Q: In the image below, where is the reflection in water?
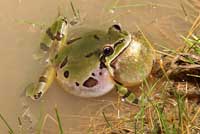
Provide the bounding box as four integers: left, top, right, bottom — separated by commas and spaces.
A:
0, 0, 198, 133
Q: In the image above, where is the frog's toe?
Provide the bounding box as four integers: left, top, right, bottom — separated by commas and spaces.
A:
25, 83, 44, 100
33, 91, 43, 100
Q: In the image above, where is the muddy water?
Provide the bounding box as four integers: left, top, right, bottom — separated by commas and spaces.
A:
0, 0, 199, 133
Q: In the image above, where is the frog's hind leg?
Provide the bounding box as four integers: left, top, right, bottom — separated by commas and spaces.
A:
26, 66, 56, 100
115, 83, 139, 104
40, 16, 68, 52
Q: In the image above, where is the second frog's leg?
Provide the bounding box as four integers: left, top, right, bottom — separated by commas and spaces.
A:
115, 83, 139, 104
26, 66, 56, 100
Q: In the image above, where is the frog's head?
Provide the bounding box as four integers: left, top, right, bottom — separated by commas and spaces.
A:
100, 24, 132, 75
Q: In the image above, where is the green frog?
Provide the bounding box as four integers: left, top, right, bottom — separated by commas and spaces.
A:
26, 16, 154, 104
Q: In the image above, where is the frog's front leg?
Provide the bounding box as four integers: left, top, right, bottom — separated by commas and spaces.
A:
26, 66, 56, 100
115, 83, 139, 104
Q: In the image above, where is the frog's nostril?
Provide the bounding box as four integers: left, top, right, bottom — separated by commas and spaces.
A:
93, 34, 100, 40
40, 42, 49, 51
112, 24, 121, 31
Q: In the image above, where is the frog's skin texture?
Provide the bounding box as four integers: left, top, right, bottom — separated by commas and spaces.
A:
26, 16, 154, 104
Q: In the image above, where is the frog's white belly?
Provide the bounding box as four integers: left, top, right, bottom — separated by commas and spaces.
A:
56, 67, 115, 98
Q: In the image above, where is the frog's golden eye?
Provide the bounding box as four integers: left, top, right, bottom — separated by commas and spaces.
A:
103, 46, 114, 56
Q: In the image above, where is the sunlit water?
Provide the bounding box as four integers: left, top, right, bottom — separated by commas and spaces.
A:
0, 0, 199, 133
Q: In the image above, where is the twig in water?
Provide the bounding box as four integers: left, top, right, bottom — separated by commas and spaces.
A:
55, 107, 64, 134
0, 113, 14, 134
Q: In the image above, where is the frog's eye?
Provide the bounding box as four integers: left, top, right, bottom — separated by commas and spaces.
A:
103, 46, 114, 56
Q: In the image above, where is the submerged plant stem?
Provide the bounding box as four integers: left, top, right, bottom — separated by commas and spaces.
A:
0, 113, 14, 134
187, 13, 200, 38
55, 108, 64, 134
102, 111, 112, 128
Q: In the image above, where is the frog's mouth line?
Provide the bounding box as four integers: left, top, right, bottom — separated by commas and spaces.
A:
110, 39, 132, 69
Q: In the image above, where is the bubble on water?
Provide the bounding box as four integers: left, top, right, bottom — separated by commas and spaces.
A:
109, 9, 115, 14
113, 20, 117, 23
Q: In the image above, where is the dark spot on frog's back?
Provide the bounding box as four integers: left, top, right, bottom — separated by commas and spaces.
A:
67, 37, 82, 45
40, 42, 49, 51
99, 72, 102, 76
85, 49, 101, 58
93, 34, 100, 40
83, 77, 98, 87
55, 54, 58, 59
60, 56, 68, 68
64, 70, 69, 78
46, 28, 54, 40
75, 82, 80, 86
85, 52, 93, 58
39, 76, 47, 82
